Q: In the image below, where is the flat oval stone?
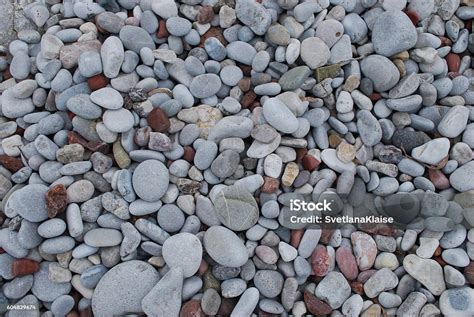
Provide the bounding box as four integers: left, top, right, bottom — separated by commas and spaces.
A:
66, 94, 102, 119
90, 87, 123, 110
102, 108, 134, 133
119, 25, 155, 53
5, 184, 49, 222
203, 226, 249, 267
262, 97, 299, 134
84, 228, 123, 247
132, 160, 169, 202
92, 261, 160, 315
189, 74, 222, 98
213, 185, 259, 231
360, 55, 400, 92
162, 233, 202, 278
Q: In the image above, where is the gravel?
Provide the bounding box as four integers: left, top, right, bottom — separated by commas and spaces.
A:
0, 0, 472, 315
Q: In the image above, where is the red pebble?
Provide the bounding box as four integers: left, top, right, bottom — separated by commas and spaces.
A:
335, 240, 359, 280
87, 74, 109, 91
261, 176, 280, 193
302, 155, 320, 171
0, 155, 23, 172
304, 292, 333, 315
12, 259, 40, 277
147, 108, 170, 133
446, 53, 460, 73
311, 245, 331, 277
404, 10, 420, 25
157, 20, 169, 39
180, 299, 205, 317
428, 168, 450, 190
45, 184, 68, 218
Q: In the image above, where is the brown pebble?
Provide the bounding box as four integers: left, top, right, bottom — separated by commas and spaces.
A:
66, 312, 79, 317
440, 36, 452, 47
350, 281, 365, 295
79, 306, 93, 317
301, 155, 320, 172
147, 108, 170, 133
198, 259, 208, 276
197, 6, 214, 24
240, 90, 256, 108
261, 176, 280, 193
446, 53, 460, 73
12, 258, 40, 277
200, 27, 227, 47
45, 184, 68, 218
183, 146, 195, 163
157, 20, 169, 39
304, 291, 333, 315
404, 10, 419, 25
0, 155, 23, 172
180, 300, 205, 317
319, 229, 334, 244
428, 168, 450, 190
295, 148, 307, 164
464, 262, 474, 284
290, 229, 304, 249
357, 269, 376, 283
238, 77, 251, 92
87, 74, 109, 91
217, 298, 237, 316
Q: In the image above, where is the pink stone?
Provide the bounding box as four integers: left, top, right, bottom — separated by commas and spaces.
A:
336, 239, 359, 280
351, 232, 377, 271
311, 245, 331, 277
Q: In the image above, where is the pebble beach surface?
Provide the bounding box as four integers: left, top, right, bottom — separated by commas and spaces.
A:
0, 0, 473, 316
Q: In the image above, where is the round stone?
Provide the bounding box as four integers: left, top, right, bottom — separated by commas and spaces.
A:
300, 37, 330, 69
213, 185, 259, 231
189, 74, 222, 98
253, 270, 284, 298
132, 160, 169, 202
162, 233, 203, 278
102, 108, 134, 133
360, 55, 400, 92
5, 184, 49, 222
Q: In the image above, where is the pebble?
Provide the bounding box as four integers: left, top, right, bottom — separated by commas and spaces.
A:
162, 233, 202, 278
412, 138, 450, 166
0, 0, 472, 315
360, 55, 400, 92
92, 261, 159, 315
300, 37, 330, 69
439, 287, 474, 316
372, 10, 417, 57
203, 226, 249, 267
315, 271, 351, 309
403, 254, 446, 296
132, 160, 169, 202
262, 97, 299, 134
142, 267, 183, 316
